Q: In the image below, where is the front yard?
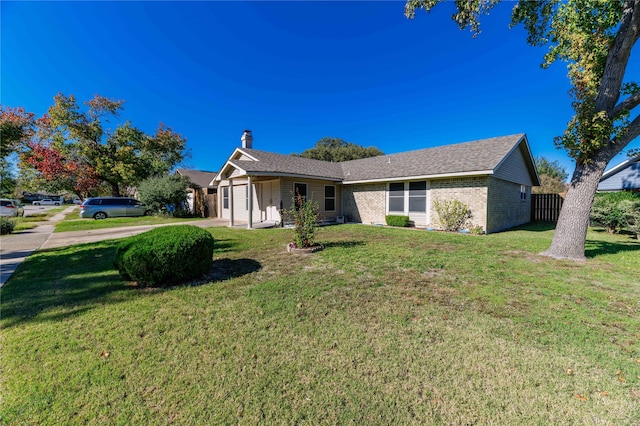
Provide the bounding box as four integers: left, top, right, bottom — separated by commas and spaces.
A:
1, 224, 638, 424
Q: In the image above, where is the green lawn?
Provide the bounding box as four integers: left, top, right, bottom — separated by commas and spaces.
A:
54, 210, 206, 232
1, 224, 638, 425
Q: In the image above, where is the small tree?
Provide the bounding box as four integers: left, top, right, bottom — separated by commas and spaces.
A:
533, 156, 569, 194
138, 174, 191, 215
433, 199, 472, 232
284, 190, 319, 248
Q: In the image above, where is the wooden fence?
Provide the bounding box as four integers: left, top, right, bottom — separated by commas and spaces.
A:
531, 193, 564, 222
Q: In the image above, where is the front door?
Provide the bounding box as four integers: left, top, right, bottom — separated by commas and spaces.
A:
262, 181, 280, 222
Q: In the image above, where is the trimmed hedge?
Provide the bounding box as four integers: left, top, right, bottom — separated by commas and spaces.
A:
385, 215, 410, 227
115, 225, 214, 287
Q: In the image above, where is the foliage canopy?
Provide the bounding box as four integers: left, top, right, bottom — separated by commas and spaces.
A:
295, 137, 384, 162
17, 93, 189, 198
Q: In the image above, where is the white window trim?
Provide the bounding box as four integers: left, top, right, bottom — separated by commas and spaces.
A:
222, 187, 229, 210
324, 184, 336, 212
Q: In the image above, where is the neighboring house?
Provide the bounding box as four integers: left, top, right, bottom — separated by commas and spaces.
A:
213, 131, 540, 234
597, 154, 640, 192
175, 169, 218, 217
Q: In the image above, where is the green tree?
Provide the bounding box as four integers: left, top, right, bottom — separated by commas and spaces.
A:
533, 156, 568, 194
22, 93, 189, 197
0, 158, 17, 197
0, 106, 35, 159
138, 174, 191, 215
295, 137, 383, 162
405, 0, 640, 261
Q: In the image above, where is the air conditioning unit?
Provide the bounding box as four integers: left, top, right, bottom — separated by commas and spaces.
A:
336, 216, 345, 224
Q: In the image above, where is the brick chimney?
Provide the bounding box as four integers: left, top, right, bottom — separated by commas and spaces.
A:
241, 130, 253, 149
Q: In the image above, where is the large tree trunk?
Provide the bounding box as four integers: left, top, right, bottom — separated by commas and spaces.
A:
110, 182, 120, 197
540, 149, 616, 261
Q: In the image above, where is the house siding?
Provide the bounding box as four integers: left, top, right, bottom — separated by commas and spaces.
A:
343, 183, 387, 225
487, 177, 531, 233
493, 145, 535, 186
280, 177, 343, 221
429, 177, 488, 231
598, 160, 640, 191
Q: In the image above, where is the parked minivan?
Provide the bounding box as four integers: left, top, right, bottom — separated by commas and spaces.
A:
0, 199, 25, 217
79, 197, 151, 219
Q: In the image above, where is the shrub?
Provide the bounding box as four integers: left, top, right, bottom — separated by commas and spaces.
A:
114, 225, 214, 287
0, 217, 16, 235
433, 198, 472, 231
385, 215, 410, 227
138, 174, 191, 216
590, 191, 640, 234
283, 191, 319, 248
620, 199, 640, 238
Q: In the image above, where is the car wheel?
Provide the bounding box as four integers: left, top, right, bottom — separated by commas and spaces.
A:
55, 203, 60, 206
93, 212, 108, 220
144, 210, 152, 216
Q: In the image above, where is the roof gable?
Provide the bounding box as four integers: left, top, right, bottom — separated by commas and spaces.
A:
175, 169, 217, 188
215, 148, 343, 181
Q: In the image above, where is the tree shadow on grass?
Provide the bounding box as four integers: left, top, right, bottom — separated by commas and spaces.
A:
585, 237, 640, 258
1, 242, 128, 328
0, 239, 258, 328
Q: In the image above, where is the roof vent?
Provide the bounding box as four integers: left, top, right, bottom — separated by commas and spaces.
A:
241, 130, 253, 149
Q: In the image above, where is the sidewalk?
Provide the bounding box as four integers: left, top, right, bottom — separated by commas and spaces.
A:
0, 209, 228, 287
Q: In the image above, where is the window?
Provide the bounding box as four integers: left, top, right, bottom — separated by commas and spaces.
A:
324, 185, 336, 211
223, 187, 229, 209
388, 182, 405, 212
409, 181, 427, 212
520, 185, 527, 201
293, 183, 307, 209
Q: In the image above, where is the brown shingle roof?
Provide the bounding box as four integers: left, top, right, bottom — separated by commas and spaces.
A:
340, 134, 526, 182
219, 134, 530, 183
231, 149, 344, 180
175, 169, 218, 188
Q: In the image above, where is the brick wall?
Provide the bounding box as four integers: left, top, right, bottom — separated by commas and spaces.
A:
430, 177, 488, 231
343, 176, 531, 233
487, 177, 531, 232
342, 183, 387, 224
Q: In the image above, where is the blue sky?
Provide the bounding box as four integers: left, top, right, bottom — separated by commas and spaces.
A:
2, 1, 638, 178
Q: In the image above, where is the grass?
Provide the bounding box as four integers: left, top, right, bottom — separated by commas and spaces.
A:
7, 206, 69, 232
1, 223, 638, 425
54, 210, 206, 232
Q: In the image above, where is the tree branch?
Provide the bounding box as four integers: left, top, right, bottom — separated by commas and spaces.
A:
611, 90, 640, 118
595, 0, 640, 112
616, 113, 640, 147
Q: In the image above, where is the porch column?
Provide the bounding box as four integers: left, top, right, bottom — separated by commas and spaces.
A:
247, 176, 254, 229
228, 179, 234, 227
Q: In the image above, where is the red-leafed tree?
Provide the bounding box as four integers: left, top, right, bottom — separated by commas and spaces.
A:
25, 140, 103, 199
19, 93, 189, 197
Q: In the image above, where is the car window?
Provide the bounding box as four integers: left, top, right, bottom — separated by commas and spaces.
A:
1, 200, 10, 207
